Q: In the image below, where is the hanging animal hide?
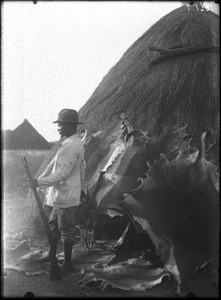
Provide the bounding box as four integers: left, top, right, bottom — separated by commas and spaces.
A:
87, 117, 219, 296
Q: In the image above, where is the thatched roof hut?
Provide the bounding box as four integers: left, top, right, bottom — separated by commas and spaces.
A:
30, 6, 219, 236
79, 6, 219, 152
3, 119, 51, 150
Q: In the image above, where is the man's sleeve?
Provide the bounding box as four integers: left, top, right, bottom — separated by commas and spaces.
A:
38, 157, 55, 180
37, 145, 78, 188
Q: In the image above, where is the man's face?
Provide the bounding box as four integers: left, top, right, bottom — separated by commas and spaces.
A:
57, 122, 77, 138
57, 122, 72, 137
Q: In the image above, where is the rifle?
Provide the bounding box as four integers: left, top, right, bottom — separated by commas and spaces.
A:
21, 156, 62, 281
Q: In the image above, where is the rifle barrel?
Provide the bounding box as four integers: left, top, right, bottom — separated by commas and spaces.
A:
21, 156, 62, 280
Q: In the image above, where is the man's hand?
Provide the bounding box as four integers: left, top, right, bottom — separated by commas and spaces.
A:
27, 178, 38, 188
80, 190, 88, 205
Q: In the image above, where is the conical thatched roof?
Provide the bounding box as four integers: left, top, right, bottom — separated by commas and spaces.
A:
79, 6, 219, 150
3, 119, 51, 150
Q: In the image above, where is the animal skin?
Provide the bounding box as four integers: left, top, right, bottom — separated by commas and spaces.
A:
89, 118, 219, 296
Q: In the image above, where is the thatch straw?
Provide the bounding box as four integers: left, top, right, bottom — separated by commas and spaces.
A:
78, 6, 219, 151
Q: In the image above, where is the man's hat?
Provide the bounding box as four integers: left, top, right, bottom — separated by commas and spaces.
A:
53, 109, 83, 124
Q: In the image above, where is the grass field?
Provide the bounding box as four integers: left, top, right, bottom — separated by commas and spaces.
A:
3, 150, 50, 236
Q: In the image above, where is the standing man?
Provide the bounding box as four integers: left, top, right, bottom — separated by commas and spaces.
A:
28, 109, 87, 273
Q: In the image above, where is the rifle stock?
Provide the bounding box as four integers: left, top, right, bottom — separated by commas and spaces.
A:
21, 156, 62, 280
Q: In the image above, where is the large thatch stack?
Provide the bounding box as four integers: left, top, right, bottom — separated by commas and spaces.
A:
30, 6, 219, 236
79, 6, 219, 154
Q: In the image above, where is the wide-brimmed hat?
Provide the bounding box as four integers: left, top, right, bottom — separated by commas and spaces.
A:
53, 109, 83, 124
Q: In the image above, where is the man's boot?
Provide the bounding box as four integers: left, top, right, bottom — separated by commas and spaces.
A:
36, 239, 59, 263
60, 241, 74, 273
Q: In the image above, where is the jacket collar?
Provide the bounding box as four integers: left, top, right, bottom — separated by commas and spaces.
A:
61, 134, 79, 146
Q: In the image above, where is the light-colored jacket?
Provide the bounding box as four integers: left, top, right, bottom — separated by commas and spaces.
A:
37, 134, 86, 208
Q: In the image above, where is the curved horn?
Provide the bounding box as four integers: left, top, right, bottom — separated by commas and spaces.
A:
126, 130, 139, 142
81, 129, 88, 143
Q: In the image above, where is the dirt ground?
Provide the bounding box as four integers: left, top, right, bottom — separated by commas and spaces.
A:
2, 211, 219, 299
2, 267, 219, 298
2, 239, 219, 299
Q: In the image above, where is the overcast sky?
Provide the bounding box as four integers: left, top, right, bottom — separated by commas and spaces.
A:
2, 1, 219, 142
